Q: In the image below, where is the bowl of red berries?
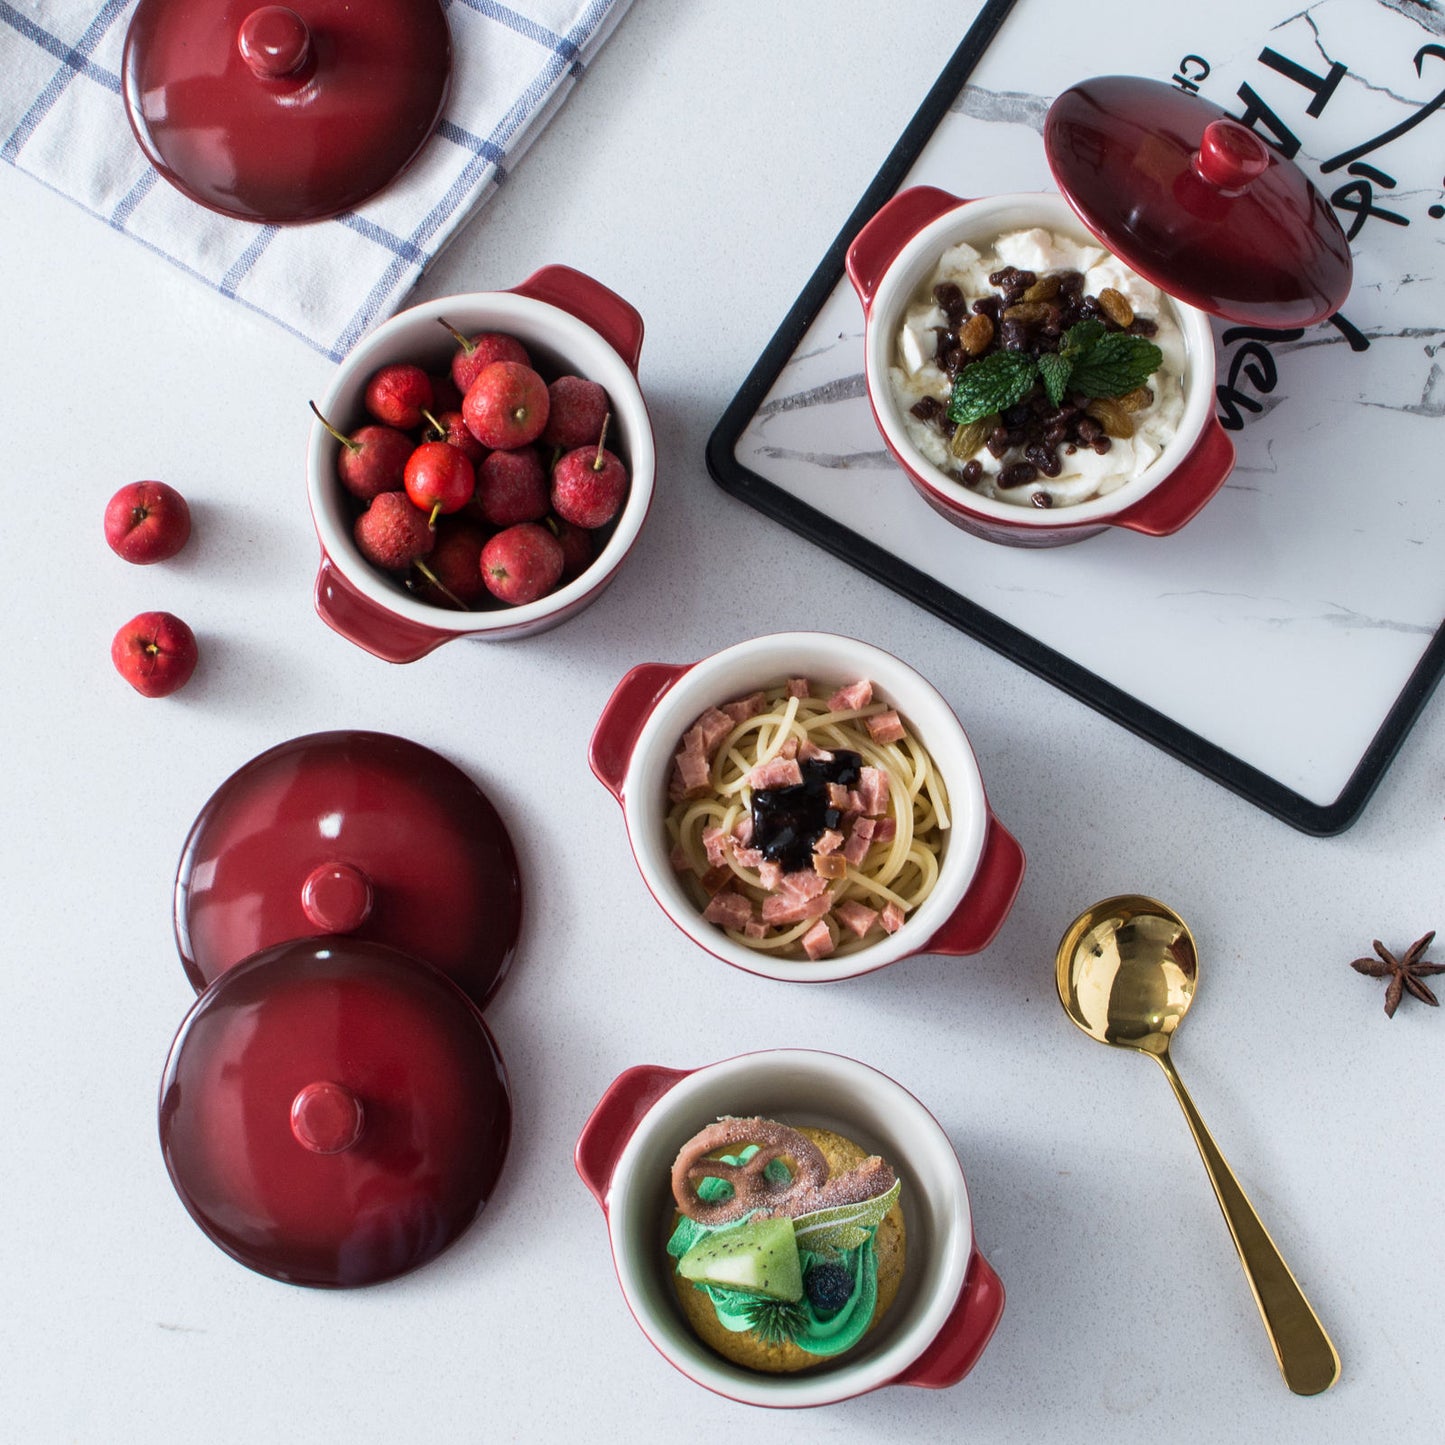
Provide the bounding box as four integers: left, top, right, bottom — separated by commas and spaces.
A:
307, 266, 655, 661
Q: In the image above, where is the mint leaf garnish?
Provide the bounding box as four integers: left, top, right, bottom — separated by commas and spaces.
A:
1068, 333, 1163, 399
946, 350, 1037, 425
1060, 319, 1106, 359
1037, 352, 1072, 409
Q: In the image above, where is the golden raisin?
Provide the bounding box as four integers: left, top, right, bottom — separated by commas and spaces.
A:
950, 416, 994, 459
1021, 274, 1062, 302
958, 312, 995, 356
1097, 288, 1134, 328
1000, 302, 1052, 325
1118, 386, 1154, 413
1086, 398, 1135, 438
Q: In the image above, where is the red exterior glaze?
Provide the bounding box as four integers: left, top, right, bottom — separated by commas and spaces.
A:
587, 662, 693, 800
892, 1250, 1006, 1389
574, 1064, 692, 1207
923, 815, 1025, 957
159, 938, 511, 1288
174, 731, 522, 1011
314, 556, 448, 663
122, 0, 451, 224
1111, 417, 1236, 535
845, 186, 971, 311
510, 266, 647, 374
1045, 77, 1353, 327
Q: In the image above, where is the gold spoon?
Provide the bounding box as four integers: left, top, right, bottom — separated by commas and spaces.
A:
1055, 895, 1340, 1396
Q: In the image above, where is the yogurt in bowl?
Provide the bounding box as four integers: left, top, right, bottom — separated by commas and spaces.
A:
848, 188, 1234, 547
890, 228, 1187, 511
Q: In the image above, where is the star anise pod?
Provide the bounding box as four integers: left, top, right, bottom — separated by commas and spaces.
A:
1351, 932, 1444, 1017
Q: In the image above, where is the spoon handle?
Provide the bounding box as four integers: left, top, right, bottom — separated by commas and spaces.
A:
1154, 1052, 1340, 1395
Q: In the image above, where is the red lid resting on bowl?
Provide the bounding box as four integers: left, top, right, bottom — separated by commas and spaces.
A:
159, 938, 511, 1287
1044, 76, 1352, 327
175, 731, 521, 1010
122, 0, 451, 224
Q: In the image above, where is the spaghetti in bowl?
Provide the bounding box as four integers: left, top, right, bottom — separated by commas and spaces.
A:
589, 632, 1023, 983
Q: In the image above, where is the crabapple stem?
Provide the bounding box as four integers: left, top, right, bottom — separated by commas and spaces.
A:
427, 502, 443, 529
412, 560, 469, 611
308, 399, 361, 453
437, 317, 474, 354
420, 408, 445, 439
593, 413, 611, 471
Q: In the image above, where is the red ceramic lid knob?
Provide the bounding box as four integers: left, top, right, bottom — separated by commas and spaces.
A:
300, 862, 373, 933
175, 732, 522, 1010
159, 938, 511, 1287
237, 7, 312, 80
121, 0, 452, 224
1044, 76, 1353, 327
290, 1081, 364, 1154
1194, 119, 1270, 194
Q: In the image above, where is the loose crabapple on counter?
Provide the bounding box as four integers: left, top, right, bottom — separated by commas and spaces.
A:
311, 318, 632, 611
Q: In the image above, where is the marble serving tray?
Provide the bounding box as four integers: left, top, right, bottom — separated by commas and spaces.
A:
708, 0, 1445, 835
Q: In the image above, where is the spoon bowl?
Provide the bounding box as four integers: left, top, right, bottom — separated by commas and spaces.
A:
1055, 895, 1340, 1397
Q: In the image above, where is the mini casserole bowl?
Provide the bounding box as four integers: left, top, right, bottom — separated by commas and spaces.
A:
588, 631, 1024, 982
308, 266, 656, 661
846, 187, 1234, 548
575, 1049, 1005, 1408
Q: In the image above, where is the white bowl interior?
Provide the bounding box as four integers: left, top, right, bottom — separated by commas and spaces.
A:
623, 632, 988, 982
606, 1051, 973, 1408
865, 191, 1215, 527
308, 290, 656, 633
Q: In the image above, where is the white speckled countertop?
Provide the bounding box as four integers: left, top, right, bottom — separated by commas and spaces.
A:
1, 2, 1442, 1441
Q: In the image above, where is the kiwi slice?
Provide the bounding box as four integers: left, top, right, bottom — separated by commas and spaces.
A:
677, 1215, 803, 1301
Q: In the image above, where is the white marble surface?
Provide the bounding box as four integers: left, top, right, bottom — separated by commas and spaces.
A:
1, 2, 1442, 1442
735, 0, 1445, 809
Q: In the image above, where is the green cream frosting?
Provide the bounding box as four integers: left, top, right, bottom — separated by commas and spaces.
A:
666, 1148, 883, 1358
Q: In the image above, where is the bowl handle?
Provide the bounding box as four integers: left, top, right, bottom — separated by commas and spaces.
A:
922, 814, 1025, 956
846, 186, 970, 311
588, 661, 693, 801
1109, 417, 1236, 536
893, 1248, 1005, 1389
313, 554, 447, 663
575, 1064, 692, 1210
508, 265, 645, 374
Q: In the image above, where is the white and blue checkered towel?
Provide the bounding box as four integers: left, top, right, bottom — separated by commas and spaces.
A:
0, 0, 633, 359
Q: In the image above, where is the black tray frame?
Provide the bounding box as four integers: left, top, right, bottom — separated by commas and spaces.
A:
704, 0, 1445, 836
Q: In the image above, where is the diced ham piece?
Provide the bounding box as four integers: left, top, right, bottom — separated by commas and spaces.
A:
879, 901, 906, 934
690, 707, 735, 756
721, 691, 768, 723
801, 919, 836, 960
857, 767, 889, 817
669, 843, 696, 875
826, 782, 853, 811
842, 818, 876, 865
865, 710, 907, 745
701, 865, 733, 896
702, 826, 730, 869
758, 860, 783, 891
703, 888, 754, 930
873, 817, 897, 843
814, 829, 844, 856
835, 900, 880, 938
786, 677, 810, 698
827, 679, 873, 711
744, 917, 768, 940
673, 735, 711, 795
813, 852, 846, 880
747, 757, 803, 790
731, 814, 754, 846
797, 739, 834, 763
761, 892, 832, 925
733, 846, 764, 869
779, 869, 828, 901
778, 735, 799, 760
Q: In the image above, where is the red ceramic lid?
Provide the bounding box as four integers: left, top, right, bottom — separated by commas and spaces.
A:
175, 732, 521, 1010
1044, 76, 1353, 327
121, 1, 452, 224
159, 937, 511, 1287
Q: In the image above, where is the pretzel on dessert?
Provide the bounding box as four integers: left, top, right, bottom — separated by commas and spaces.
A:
671, 1118, 829, 1226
